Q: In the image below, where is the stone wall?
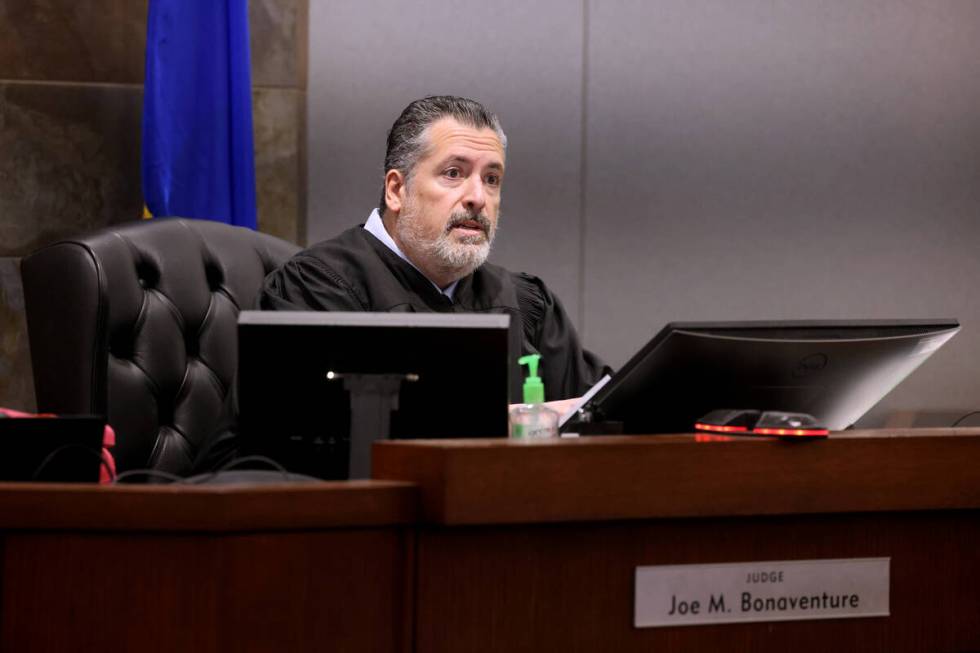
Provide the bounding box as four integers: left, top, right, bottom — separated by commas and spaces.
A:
0, 0, 308, 411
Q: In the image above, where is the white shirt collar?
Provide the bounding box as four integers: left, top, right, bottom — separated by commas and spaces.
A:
363, 208, 459, 300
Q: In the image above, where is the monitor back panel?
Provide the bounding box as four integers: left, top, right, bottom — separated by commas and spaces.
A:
237, 312, 510, 478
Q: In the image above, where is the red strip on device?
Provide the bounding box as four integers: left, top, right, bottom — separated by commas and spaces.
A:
693, 423, 749, 433
752, 427, 829, 437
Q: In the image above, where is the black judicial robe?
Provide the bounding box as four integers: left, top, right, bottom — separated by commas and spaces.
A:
259, 225, 610, 402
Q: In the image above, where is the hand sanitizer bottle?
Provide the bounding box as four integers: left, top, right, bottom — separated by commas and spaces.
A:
509, 354, 559, 440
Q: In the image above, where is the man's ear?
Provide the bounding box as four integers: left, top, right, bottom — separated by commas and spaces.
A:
384, 169, 406, 214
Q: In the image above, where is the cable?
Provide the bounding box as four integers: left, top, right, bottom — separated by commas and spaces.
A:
113, 456, 295, 485
31, 444, 113, 482
950, 410, 980, 427
181, 454, 292, 485
112, 469, 185, 484
217, 455, 289, 473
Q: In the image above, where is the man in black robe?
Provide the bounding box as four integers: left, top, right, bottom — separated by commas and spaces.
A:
261, 95, 609, 404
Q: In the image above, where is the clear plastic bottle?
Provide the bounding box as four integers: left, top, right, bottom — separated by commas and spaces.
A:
509, 354, 559, 440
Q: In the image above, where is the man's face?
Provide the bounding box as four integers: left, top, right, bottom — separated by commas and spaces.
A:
388, 117, 505, 285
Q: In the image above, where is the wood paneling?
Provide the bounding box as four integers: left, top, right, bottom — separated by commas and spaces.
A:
4, 432, 979, 651
0, 481, 416, 652
0, 480, 417, 531
415, 512, 980, 652
1, 528, 412, 653
379, 431, 980, 649
373, 429, 980, 524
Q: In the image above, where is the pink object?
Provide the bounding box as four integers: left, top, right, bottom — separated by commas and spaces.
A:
99, 424, 117, 483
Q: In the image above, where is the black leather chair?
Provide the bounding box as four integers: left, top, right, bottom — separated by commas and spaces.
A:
21, 219, 299, 475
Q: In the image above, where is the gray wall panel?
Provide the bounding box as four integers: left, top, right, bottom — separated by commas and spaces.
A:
308, 0, 584, 319
585, 0, 980, 423
308, 0, 980, 424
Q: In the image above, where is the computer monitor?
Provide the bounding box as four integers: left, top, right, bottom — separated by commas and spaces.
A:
237, 311, 510, 479
571, 319, 959, 434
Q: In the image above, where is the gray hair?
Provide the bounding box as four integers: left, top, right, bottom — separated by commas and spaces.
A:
379, 96, 507, 213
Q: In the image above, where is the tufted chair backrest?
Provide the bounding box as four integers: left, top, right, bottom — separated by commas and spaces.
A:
21, 218, 300, 475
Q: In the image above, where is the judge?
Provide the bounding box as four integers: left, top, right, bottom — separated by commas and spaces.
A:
261, 95, 608, 404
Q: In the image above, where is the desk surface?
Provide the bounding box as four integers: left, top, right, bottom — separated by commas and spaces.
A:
3, 429, 977, 529
0, 479, 417, 531
373, 428, 980, 524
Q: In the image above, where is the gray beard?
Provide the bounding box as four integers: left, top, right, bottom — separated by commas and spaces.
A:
396, 208, 496, 281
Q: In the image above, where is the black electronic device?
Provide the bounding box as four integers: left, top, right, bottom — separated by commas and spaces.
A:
237, 311, 511, 479
694, 409, 829, 437
565, 319, 959, 435
0, 415, 106, 482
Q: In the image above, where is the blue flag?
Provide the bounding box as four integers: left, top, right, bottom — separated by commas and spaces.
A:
142, 0, 257, 229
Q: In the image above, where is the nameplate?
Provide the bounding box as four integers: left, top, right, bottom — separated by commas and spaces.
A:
634, 558, 889, 628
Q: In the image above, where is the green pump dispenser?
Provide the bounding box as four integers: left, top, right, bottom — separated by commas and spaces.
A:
518, 354, 545, 404
511, 353, 558, 439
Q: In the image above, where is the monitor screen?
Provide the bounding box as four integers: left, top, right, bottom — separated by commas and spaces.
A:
237, 311, 510, 479
576, 319, 960, 434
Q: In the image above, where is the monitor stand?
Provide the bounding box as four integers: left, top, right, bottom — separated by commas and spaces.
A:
342, 373, 417, 478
